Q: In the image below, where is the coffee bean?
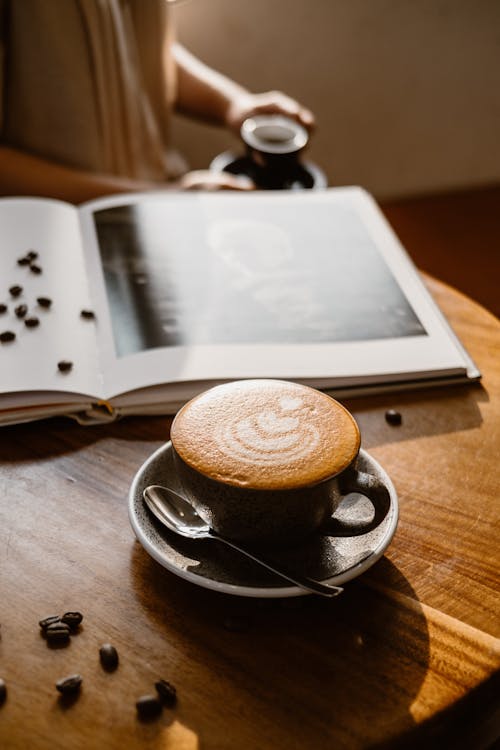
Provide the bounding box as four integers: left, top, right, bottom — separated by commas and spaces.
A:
385, 409, 402, 426
45, 622, 71, 643
27, 250, 38, 261
155, 679, 177, 706
0, 678, 7, 706
61, 611, 83, 630
25, 317, 40, 328
136, 695, 162, 720
14, 304, 28, 318
0, 304, 7, 314
0, 331, 16, 343
30, 264, 42, 274
37, 296, 52, 308
39, 615, 61, 631
17, 256, 31, 266
99, 643, 119, 671
80, 309, 95, 320
56, 674, 82, 695
57, 360, 73, 373
9, 285, 22, 297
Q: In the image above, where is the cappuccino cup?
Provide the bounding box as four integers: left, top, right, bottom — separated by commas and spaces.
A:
170, 379, 389, 546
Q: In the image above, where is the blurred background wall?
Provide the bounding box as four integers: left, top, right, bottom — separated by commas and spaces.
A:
171, 0, 500, 200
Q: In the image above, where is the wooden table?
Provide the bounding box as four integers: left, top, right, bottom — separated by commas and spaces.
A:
381, 185, 500, 319
1, 280, 499, 750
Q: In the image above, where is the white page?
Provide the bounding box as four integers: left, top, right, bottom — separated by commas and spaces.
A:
0, 199, 101, 399
79, 188, 475, 401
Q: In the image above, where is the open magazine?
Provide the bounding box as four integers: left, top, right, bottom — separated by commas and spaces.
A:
0, 187, 480, 426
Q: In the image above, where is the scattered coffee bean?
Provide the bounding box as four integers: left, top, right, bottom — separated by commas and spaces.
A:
0, 304, 7, 314
61, 611, 83, 630
45, 622, 71, 643
99, 643, 119, 672
39, 615, 61, 631
30, 264, 42, 275
56, 674, 82, 695
17, 256, 31, 266
27, 250, 38, 261
80, 309, 95, 320
136, 695, 162, 720
0, 331, 16, 343
155, 679, 177, 706
57, 360, 73, 373
385, 409, 402, 426
37, 296, 52, 308
9, 285, 22, 297
24, 316, 40, 328
0, 678, 7, 706
14, 304, 28, 318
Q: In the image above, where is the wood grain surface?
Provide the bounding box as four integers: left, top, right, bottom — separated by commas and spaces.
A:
1, 278, 499, 750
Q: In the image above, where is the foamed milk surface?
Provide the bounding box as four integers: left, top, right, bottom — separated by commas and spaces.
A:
171, 380, 360, 490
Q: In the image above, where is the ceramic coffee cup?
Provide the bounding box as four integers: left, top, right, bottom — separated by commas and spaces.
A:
170, 379, 390, 546
240, 115, 310, 189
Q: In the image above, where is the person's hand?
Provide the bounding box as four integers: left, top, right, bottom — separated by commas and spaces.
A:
178, 170, 255, 191
225, 90, 315, 135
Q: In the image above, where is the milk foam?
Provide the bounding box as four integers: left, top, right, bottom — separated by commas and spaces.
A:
171, 380, 361, 490
214, 396, 320, 466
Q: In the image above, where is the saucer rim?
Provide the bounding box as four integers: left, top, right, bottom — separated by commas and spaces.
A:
128, 442, 399, 598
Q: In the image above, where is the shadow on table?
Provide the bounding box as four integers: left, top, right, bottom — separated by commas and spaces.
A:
129, 546, 431, 749
0, 383, 486, 463
345, 383, 487, 449
0, 415, 170, 462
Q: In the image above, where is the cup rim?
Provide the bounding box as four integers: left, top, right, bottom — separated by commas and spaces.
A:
240, 115, 308, 155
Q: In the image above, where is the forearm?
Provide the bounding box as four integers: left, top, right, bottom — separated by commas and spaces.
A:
0, 146, 160, 204
172, 44, 314, 135
173, 43, 247, 128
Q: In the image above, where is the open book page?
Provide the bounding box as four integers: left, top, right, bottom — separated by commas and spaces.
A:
0, 199, 101, 403
78, 188, 475, 403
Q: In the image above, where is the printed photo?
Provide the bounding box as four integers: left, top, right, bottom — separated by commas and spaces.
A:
93, 198, 426, 358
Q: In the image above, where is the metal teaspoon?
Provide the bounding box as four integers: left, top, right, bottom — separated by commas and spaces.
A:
143, 485, 343, 598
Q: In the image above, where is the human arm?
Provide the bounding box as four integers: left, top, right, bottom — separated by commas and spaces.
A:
0, 145, 165, 204
0, 29, 249, 199
0, 146, 253, 203
0, 39, 261, 200
173, 43, 315, 134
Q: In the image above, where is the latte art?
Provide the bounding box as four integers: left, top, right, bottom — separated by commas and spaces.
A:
171, 379, 361, 490
215, 399, 320, 466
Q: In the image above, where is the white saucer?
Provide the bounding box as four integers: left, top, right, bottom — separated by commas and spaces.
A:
128, 443, 398, 598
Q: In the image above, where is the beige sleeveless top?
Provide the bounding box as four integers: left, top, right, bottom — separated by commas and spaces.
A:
0, 0, 182, 180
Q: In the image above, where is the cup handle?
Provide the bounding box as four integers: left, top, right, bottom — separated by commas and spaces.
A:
322, 466, 392, 537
